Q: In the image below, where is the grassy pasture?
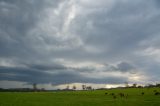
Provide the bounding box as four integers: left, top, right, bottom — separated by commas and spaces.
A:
0, 88, 160, 106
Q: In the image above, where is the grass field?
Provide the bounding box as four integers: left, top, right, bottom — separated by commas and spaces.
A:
0, 88, 160, 106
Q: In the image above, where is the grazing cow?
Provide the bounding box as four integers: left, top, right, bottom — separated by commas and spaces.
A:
141, 92, 144, 95
113, 95, 117, 99
118, 93, 128, 99
110, 93, 114, 96
105, 93, 108, 95
125, 94, 129, 99
155, 92, 160, 95
119, 93, 125, 97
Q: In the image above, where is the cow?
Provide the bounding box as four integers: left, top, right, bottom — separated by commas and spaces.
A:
141, 92, 144, 95
155, 92, 160, 95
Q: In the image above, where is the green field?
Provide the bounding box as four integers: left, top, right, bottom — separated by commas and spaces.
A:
0, 88, 160, 106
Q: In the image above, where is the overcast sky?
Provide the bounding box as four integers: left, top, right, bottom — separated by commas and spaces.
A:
0, 0, 160, 89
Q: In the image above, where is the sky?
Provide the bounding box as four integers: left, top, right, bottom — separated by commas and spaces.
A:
0, 0, 160, 89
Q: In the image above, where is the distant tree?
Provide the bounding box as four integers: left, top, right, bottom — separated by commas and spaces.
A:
72, 85, 76, 90
33, 83, 37, 90
82, 85, 86, 90
133, 83, 137, 88
147, 84, 155, 88
66, 85, 70, 90
41, 88, 45, 91
156, 83, 160, 87
86, 86, 92, 90
137, 85, 143, 88
125, 82, 129, 88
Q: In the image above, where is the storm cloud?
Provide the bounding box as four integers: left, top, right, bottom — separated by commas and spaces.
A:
0, 0, 160, 88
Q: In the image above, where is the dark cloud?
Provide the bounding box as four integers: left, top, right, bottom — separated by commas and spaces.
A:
70, 0, 160, 61
28, 64, 67, 71
0, 65, 128, 85
0, 0, 63, 58
96, 62, 136, 74
0, 0, 160, 87
117, 62, 135, 72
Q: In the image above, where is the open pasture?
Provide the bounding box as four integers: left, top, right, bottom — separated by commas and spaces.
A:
0, 88, 160, 106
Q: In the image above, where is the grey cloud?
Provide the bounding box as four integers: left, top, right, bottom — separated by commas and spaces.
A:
117, 62, 135, 72
70, 0, 160, 60
0, 0, 63, 58
101, 62, 136, 73
0, 0, 160, 87
73, 62, 136, 73
0, 65, 74, 84
27, 64, 67, 71
71, 66, 96, 73
0, 65, 128, 85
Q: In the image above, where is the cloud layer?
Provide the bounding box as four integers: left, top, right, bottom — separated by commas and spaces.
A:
1, 0, 160, 88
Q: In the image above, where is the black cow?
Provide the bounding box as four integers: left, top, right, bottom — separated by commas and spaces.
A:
141, 92, 144, 95
155, 92, 160, 95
